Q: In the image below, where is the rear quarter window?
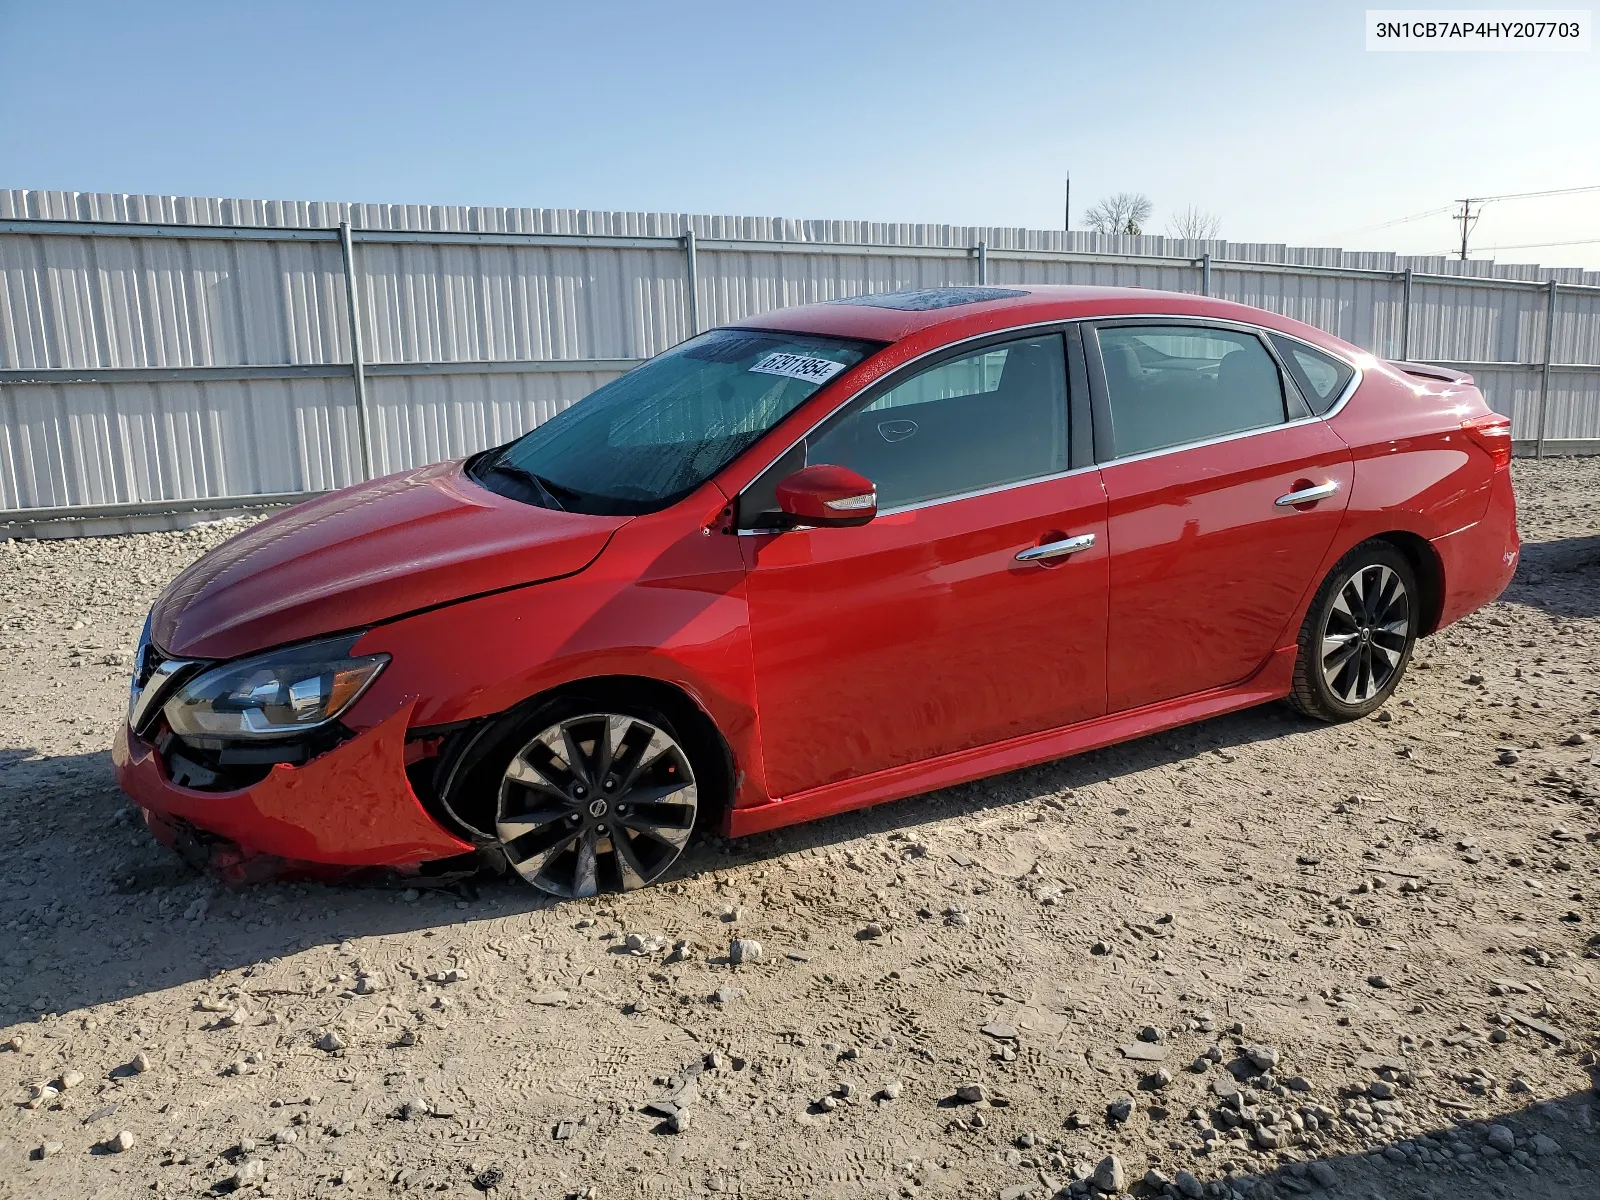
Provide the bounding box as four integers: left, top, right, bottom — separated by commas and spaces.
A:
1271, 334, 1355, 415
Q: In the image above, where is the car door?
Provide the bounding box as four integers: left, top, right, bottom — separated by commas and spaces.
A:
1086, 320, 1353, 713
735, 330, 1109, 800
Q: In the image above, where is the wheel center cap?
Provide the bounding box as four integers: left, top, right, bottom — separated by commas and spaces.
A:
587, 798, 609, 819
1359, 628, 1372, 644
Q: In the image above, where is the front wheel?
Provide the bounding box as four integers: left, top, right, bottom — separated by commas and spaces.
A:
492, 703, 700, 897
1288, 541, 1418, 722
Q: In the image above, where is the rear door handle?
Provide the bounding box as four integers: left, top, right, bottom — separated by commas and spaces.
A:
1015, 533, 1096, 563
1274, 481, 1339, 508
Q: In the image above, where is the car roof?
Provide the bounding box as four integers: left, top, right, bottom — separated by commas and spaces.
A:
734, 284, 1350, 353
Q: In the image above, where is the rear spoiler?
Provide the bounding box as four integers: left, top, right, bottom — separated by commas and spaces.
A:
1386, 360, 1476, 385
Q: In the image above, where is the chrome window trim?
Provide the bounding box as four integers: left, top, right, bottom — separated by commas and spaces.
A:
1095, 412, 1332, 470
731, 311, 1365, 525
875, 463, 1101, 518
1084, 317, 1366, 467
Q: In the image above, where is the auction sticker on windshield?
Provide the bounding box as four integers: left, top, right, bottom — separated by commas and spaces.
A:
749, 352, 849, 384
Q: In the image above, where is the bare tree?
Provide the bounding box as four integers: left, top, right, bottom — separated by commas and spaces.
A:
1084, 192, 1153, 236
1166, 205, 1222, 241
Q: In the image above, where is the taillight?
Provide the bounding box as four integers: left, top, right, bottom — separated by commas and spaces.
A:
1462, 412, 1512, 471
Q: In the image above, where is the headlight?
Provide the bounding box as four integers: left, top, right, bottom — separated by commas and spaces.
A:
162, 635, 389, 742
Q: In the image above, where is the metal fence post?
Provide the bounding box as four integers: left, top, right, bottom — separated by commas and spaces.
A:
1536, 278, 1559, 459
1200, 253, 1211, 298
337, 220, 375, 481
1400, 268, 1413, 361
976, 240, 987, 286
683, 228, 700, 337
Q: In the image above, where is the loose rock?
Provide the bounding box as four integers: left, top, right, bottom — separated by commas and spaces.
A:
1244, 1045, 1280, 1071
1486, 1124, 1517, 1153
1091, 1154, 1126, 1193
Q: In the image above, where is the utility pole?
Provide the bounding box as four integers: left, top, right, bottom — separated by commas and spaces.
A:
1453, 197, 1481, 260
1064, 173, 1071, 233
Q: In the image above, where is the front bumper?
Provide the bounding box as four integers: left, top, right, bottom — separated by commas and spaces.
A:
113, 700, 475, 871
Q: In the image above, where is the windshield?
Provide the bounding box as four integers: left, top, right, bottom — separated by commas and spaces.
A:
472, 329, 880, 515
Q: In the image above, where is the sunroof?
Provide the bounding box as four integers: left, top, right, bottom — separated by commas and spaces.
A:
830, 287, 1030, 311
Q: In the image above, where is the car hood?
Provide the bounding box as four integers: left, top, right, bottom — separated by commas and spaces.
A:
151, 460, 627, 661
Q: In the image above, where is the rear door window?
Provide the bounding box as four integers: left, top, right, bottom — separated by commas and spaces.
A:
1095, 325, 1287, 458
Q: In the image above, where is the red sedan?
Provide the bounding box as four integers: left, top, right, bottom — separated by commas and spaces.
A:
114, 286, 1519, 896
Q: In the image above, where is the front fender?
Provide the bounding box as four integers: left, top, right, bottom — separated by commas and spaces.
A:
344, 516, 769, 809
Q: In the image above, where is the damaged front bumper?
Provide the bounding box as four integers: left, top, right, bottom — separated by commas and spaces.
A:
113, 700, 476, 879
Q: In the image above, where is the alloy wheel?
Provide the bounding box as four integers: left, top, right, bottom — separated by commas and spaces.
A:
496, 713, 697, 897
1319, 563, 1411, 705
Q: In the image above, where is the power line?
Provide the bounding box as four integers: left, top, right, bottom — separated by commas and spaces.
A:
1455, 185, 1598, 257
1469, 237, 1600, 252
1344, 184, 1599, 256
1333, 205, 1456, 238
1475, 184, 1600, 202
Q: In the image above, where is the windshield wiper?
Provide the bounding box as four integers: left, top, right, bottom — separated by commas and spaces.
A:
485, 460, 582, 512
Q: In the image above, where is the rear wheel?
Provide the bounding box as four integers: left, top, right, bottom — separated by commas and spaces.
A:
493, 703, 699, 897
1288, 541, 1418, 722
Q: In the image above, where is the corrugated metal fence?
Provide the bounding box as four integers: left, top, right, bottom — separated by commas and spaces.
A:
3, 189, 1599, 529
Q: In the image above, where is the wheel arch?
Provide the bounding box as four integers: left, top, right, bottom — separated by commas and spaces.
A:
1370, 530, 1446, 636
429, 673, 738, 844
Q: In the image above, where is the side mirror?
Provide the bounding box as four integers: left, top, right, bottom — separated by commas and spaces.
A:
774, 464, 878, 529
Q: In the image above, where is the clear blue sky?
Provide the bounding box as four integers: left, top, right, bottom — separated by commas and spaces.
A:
3, 0, 1596, 266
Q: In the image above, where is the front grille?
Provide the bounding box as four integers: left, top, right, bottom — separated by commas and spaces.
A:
136, 641, 163, 689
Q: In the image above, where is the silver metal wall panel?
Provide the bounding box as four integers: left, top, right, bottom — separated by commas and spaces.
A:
1213, 272, 1404, 358
1406, 280, 1546, 365
697, 248, 973, 330
1544, 373, 1600, 439
988, 258, 1196, 292
356, 242, 688, 364
6, 189, 1599, 283
365, 367, 629, 476
0, 231, 349, 369
3, 189, 1600, 519
0, 376, 361, 509
1551, 287, 1600, 365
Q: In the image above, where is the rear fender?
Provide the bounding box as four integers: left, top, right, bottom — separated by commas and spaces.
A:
1282, 367, 1511, 647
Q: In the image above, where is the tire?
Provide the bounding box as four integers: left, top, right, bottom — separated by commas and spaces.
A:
1288, 540, 1419, 722
454, 694, 702, 897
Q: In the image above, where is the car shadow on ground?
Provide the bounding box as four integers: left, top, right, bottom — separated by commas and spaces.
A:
1502, 533, 1600, 620
0, 697, 1322, 1020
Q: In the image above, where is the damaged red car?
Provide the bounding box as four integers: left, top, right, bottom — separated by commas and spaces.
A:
115, 285, 1519, 896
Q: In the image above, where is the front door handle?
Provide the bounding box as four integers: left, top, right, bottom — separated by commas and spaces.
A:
1015, 533, 1096, 563
1274, 481, 1339, 508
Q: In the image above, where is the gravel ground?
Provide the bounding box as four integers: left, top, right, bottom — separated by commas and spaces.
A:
0, 459, 1596, 1200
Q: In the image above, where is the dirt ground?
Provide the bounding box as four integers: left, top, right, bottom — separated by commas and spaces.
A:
0, 459, 1596, 1200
